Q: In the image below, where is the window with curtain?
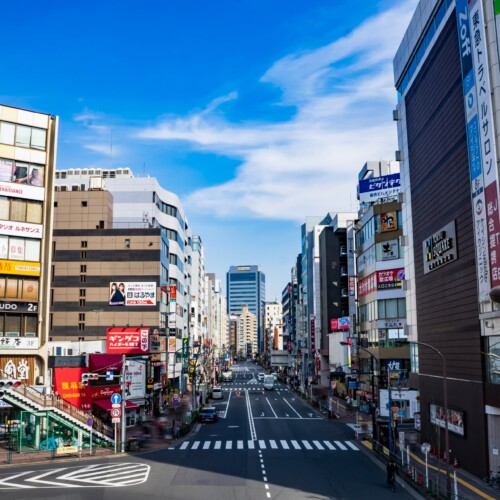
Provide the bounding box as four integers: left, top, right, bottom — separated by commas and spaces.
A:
26, 201, 42, 224
0, 122, 15, 145
10, 199, 27, 221
15, 126, 31, 147
4, 314, 21, 336
0, 197, 9, 220
30, 128, 46, 150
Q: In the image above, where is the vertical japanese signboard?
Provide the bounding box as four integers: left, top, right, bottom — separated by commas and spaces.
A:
455, 0, 491, 301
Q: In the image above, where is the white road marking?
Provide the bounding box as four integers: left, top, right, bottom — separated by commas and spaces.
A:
346, 441, 359, 451
266, 397, 278, 418
323, 440, 336, 450
214, 440, 222, 449
335, 441, 348, 450
313, 440, 324, 450
226, 440, 233, 449
269, 440, 278, 449
302, 440, 313, 450
283, 398, 302, 418
203, 441, 211, 450
192, 441, 200, 450
248, 440, 255, 449
237, 440, 244, 449
180, 441, 189, 450
0, 471, 35, 488
259, 440, 267, 449
280, 440, 289, 449
291, 440, 301, 450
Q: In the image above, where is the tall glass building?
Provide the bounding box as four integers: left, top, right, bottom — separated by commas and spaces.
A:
226, 265, 265, 352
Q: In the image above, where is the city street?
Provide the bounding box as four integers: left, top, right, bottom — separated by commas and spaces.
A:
0, 362, 419, 499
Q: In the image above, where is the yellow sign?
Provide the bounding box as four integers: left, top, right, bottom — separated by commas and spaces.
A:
56, 446, 79, 455
0, 260, 40, 276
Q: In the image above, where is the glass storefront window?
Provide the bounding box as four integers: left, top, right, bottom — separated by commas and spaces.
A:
486, 336, 500, 384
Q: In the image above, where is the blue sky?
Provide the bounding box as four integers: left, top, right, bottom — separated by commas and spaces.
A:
2, 0, 417, 298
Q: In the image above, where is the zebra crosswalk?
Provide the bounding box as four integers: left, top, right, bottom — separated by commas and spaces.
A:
172, 439, 359, 452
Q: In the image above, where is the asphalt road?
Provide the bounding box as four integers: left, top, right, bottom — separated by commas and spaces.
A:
0, 361, 421, 499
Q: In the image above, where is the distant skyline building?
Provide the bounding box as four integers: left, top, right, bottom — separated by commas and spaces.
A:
226, 265, 265, 351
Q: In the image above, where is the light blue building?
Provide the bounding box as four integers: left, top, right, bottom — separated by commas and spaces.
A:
226, 265, 265, 352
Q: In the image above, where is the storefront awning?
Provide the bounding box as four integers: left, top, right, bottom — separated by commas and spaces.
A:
93, 399, 139, 411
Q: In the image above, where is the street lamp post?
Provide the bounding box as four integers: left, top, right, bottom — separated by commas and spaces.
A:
408, 340, 450, 498
340, 341, 377, 441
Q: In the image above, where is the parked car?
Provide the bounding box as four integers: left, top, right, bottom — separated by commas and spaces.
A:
212, 386, 223, 399
199, 407, 219, 423
257, 373, 265, 382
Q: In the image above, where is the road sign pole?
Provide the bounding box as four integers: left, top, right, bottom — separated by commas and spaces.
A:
121, 354, 126, 453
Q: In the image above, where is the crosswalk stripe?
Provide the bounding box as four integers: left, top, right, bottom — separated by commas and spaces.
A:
346, 441, 359, 451
180, 442, 189, 450
323, 440, 335, 450
192, 441, 200, 450
226, 441, 233, 449
258, 440, 267, 449
291, 440, 301, 450
302, 440, 313, 450
335, 441, 348, 450
214, 441, 222, 450
313, 440, 324, 450
269, 440, 278, 449
280, 440, 289, 449
248, 440, 255, 449
203, 441, 211, 450
237, 440, 244, 449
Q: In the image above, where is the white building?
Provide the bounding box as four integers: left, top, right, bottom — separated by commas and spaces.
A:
264, 302, 283, 350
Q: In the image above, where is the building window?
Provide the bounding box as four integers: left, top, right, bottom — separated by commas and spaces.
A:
125, 239, 130, 248
81, 241, 88, 248
79, 313, 85, 322
78, 323, 85, 331
80, 299, 86, 307
81, 251, 87, 259
80, 265, 87, 273
80, 275, 86, 282
54, 201, 58, 208
81, 201, 87, 207
79, 289, 86, 297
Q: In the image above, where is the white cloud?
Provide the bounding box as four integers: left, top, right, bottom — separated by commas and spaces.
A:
137, 1, 417, 221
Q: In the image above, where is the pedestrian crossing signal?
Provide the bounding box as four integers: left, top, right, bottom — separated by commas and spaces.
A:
0, 379, 22, 396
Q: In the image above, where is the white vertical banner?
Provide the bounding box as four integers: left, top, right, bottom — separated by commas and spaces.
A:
468, 0, 500, 290
456, 0, 491, 302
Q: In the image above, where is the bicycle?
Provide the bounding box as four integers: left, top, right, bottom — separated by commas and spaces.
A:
483, 469, 500, 489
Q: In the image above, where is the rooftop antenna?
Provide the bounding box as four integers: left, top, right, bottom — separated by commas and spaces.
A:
142, 162, 146, 177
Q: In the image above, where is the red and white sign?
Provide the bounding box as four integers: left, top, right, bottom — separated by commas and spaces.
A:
106, 328, 150, 354
0, 181, 44, 201
376, 268, 405, 290
358, 273, 377, 297
52, 367, 92, 411
0, 221, 43, 239
111, 408, 121, 418
169, 285, 177, 301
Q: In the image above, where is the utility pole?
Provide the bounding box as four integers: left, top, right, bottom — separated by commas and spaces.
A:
121, 354, 126, 453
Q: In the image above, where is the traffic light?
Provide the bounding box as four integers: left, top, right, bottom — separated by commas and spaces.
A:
0, 379, 22, 397
81, 373, 99, 387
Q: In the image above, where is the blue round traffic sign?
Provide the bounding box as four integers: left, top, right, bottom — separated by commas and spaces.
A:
173, 399, 180, 407
87, 418, 94, 426
111, 393, 122, 404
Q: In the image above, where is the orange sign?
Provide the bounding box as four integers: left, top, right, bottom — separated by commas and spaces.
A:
0, 260, 40, 276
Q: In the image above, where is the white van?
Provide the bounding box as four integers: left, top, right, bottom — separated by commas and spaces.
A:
212, 386, 223, 399
263, 375, 274, 390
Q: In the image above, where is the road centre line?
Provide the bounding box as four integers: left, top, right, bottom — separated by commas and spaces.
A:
283, 397, 302, 418
246, 388, 257, 440
266, 397, 278, 418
